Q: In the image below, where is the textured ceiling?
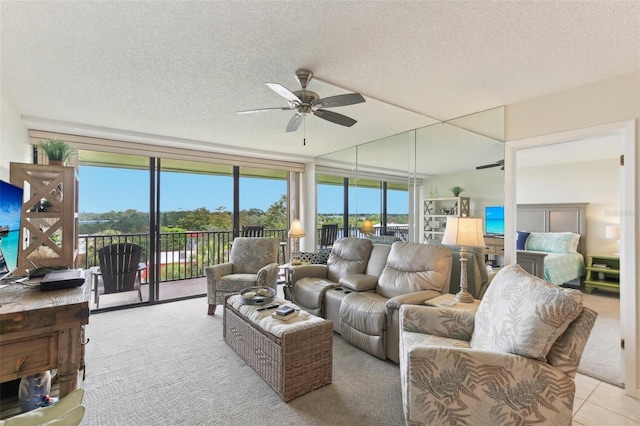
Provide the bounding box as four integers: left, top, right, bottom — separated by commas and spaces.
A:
1, 1, 639, 163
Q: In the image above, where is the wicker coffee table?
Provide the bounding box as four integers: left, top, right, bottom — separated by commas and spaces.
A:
224, 295, 333, 402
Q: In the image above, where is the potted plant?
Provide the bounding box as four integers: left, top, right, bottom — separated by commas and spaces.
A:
39, 139, 75, 166
450, 186, 464, 197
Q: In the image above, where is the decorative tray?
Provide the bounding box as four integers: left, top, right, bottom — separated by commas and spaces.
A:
240, 286, 275, 305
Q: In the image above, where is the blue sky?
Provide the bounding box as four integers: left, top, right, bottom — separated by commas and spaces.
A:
78, 166, 407, 214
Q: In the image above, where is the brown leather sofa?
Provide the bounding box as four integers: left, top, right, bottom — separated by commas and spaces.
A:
290, 237, 452, 363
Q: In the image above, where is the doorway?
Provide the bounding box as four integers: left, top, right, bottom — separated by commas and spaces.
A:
504, 120, 637, 397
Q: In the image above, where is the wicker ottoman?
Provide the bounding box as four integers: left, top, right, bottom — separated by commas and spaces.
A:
224, 295, 333, 402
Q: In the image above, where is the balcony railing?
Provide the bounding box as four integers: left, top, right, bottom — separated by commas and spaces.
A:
78, 225, 408, 283
79, 228, 287, 284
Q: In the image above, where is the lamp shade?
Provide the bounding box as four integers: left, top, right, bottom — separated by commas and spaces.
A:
288, 219, 305, 238
360, 219, 374, 234
605, 225, 620, 239
441, 217, 485, 248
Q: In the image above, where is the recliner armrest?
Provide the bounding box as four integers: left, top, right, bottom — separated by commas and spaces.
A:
386, 289, 442, 311
339, 274, 378, 291
290, 264, 329, 286
400, 304, 475, 340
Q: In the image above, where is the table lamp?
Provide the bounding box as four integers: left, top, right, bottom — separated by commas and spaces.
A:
360, 218, 375, 237
605, 225, 620, 256
289, 219, 305, 265
441, 217, 486, 303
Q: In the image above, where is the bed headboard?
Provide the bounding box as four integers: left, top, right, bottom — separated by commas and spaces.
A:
516, 203, 588, 256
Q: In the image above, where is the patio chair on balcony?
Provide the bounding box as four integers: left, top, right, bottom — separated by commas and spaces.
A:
90, 242, 146, 309
241, 225, 264, 237
319, 224, 338, 250
205, 237, 279, 315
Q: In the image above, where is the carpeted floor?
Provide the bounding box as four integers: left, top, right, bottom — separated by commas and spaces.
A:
579, 290, 623, 387
79, 290, 622, 425
81, 298, 404, 425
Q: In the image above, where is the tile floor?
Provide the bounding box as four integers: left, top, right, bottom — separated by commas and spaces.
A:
573, 373, 640, 425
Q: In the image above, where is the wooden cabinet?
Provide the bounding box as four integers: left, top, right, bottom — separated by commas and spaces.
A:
423, 197, 469, 242
584, 254, 620, 294
483, 236, 505, 267
10, 163, 79, 275
0, 278, 89, 397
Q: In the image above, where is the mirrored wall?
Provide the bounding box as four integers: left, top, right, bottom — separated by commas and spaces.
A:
315, 106, 505, 243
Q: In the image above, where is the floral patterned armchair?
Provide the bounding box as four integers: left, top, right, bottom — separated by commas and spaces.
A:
399, 265, 597, 426
205, 237, 279, 315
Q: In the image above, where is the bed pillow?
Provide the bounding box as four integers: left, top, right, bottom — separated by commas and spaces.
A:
516, 231, 531, 250
470, 264, 583, 361
524, 232, 578, 253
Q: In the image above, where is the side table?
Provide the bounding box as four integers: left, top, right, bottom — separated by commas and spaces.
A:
584, 254, 620, 294
425, 293, 481, 311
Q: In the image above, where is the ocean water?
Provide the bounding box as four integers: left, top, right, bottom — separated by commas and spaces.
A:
0, 230, 19, 272
486, 219, 504, 235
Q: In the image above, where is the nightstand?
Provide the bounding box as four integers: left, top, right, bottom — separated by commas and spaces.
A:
425, 293, 481, 311
584, 254, 620, 294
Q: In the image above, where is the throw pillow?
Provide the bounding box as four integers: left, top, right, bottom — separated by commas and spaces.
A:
470, 264, 583, 361
516, 231, 530, 250
524, 232, 578, 253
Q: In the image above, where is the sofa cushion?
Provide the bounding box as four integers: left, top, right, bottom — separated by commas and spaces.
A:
230, 237, 279, 274
364, 244, 393, 277
326, 237, 373, 282
377, 242, 452, 299
470, 264, 583, 361
339, 274, 378, 291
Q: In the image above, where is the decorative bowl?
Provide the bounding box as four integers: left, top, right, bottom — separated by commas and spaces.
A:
240, 286, 275, 305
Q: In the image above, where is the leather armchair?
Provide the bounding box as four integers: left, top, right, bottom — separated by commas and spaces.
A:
399, 265, 597, 425
339, 242, 452, 363
205, 237, 279, 315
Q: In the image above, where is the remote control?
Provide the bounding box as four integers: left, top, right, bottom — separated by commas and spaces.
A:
257, 304, 279, 311
440, 300, 457, 307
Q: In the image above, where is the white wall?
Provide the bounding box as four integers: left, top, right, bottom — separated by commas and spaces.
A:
420, 167, 504, 241
517, 159, 619, 255
0, 93, 30, 180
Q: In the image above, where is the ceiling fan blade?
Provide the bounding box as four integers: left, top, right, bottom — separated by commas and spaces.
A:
265, 83, 301, 104
313, 109, 357, 127
313, 93, 366, 108
237, 106, 294, 114
476, 159, 505, 170
285, 113, 304, 132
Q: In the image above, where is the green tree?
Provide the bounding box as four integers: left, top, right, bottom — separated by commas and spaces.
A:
176, 207, 212, 230
263, 194, 287, 229
211, 206, 232, 230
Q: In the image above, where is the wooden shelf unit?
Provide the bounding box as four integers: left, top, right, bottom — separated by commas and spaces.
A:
10, 162, 79, 275
584, 254, 620, 294
423, 197, 470, 242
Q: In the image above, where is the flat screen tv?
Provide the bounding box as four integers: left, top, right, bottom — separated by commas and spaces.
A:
485, 205, 504, 236
0, 179, 24, 280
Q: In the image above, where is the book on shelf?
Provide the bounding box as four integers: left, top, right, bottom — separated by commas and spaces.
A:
592, 263, 608, 268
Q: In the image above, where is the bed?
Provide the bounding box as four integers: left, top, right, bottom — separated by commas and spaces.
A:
515, 203, 588, 287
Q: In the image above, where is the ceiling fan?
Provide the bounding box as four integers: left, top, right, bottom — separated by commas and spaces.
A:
237, 69, 365, 133
476, 159, 504, 170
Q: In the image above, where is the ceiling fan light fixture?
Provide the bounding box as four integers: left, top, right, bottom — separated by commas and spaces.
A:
238, 68, 365, 133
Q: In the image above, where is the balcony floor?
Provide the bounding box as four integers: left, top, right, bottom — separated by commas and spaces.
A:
90, 277, 207, 310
